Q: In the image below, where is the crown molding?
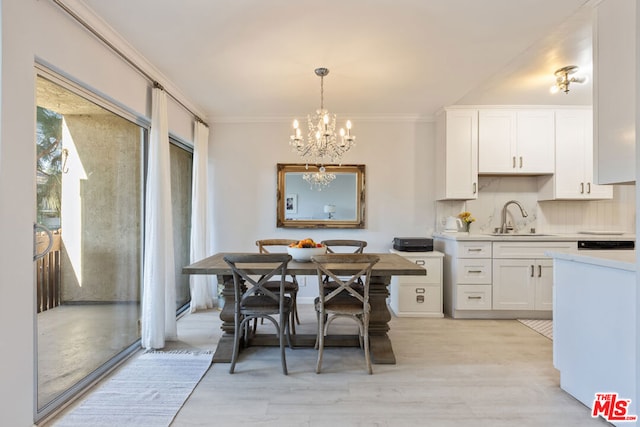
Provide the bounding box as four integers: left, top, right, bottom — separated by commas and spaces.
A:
211, 114, 436, 124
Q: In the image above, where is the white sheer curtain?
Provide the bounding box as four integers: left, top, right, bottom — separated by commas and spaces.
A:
189, 121, 215, 312
141, 87, 177, 349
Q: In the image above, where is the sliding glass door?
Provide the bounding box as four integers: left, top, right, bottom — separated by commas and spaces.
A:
169, 142, 194, 310
35, 72, 195, 420
35, 75, 143, 416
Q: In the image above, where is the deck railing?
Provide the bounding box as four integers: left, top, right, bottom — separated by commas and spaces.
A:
36, 231, 61, 313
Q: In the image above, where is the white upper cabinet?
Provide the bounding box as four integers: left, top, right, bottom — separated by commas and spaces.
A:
478, 109, 555, 175
593, 0, 635, 184
435, 108, 478, 200
538, 109, 613, 200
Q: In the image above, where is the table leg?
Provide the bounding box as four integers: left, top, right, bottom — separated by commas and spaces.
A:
368, 274, 396, 364
212, 274, 236, 363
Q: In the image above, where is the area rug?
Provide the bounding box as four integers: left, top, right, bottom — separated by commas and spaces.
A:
52, 350, 213, 427
518, 319, 553, 340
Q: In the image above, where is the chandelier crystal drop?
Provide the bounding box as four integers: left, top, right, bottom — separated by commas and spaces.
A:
289, 68, 356, 172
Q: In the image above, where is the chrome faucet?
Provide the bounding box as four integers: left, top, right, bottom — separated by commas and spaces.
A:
500, 200, 528, 234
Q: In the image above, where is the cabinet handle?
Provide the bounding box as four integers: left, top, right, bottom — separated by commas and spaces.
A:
467, 296, 482, 300
467, 270, 483, 273
530, 265, 534, 277
467, 248, 482, 252
538, 265, 542, 277
587, 182, 591, 194
415, 288, 425, 294
512, 156, 516, 168
473, 182, 477, 194
580, 182, 584, 194
415, 260, 425, 266
416, 295, 425, 303
519, 156, 523, 168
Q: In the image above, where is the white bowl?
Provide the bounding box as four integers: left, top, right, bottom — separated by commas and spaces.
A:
287, 246, 326, 262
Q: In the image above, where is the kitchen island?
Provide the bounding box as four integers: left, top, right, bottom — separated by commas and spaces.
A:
547, 249, 637, 425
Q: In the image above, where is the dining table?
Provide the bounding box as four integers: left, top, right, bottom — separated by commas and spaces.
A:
182, 252, 426, 364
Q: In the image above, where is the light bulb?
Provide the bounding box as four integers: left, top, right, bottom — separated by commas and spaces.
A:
550, 85, 559, 94
346, 120, 352, 129
293, 119, 299, 129
323, 114, 329, 124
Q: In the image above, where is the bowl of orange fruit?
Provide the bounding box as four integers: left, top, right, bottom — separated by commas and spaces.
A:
287, 238, 326, 262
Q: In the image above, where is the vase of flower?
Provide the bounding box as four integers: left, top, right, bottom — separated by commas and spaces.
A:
457, 211, 475, 233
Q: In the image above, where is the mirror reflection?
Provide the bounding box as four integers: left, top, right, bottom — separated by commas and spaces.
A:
277, 164, 365, 229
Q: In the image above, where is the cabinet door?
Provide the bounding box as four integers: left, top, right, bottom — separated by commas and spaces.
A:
594, 0, 635, 184
534, 259, 553, 310
516, 110, 555, 174
582, 111, 613, 199
492, 259, 535, 310
553, 109, 612, 199
554, 109, 587, 198
436, 109, 478, 199
446, 110, 478, 199
478, 109, 516, 173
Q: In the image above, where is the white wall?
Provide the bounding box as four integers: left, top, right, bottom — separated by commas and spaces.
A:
209, 119, 436, 299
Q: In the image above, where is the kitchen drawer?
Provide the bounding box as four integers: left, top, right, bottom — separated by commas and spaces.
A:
455, 258, 492, 284
390, 283, 442, 317
396, 258, 441, 284
492, 241, 576, 259
457, 241, 492, 258
456, 284, 492, 310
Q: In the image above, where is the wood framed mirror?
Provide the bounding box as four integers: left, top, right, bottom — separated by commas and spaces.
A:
277, 163, 365, 229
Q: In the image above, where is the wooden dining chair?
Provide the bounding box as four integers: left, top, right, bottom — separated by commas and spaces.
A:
223, 253, 293, 375
311, 253, 380, 374
321, 239, 367, 254
320, 239, 368, 294
255, 239, 301, 333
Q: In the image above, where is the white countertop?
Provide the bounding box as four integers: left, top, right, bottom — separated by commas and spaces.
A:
433, 231, 636, 242
546, 249, 637, 272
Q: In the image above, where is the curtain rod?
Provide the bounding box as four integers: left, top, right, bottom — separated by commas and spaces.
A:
51, 0, 209, 128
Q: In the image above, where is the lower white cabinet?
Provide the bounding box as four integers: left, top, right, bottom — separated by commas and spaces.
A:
389, 250, 444, 317
492, 258, 553, 310
435, 237, 576, 318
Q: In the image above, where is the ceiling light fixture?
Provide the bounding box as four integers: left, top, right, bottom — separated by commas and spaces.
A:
289, 67, 356, 189
550, 65, 586, 94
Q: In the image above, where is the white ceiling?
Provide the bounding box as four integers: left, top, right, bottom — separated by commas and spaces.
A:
79, 0, 594, 121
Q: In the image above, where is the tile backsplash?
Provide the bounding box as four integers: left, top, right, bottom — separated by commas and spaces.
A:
436, 176, 635, 235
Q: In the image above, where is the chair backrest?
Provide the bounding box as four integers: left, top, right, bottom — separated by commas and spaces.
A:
311, 254, 380, 305
223, 253, 292, 307
321, 239, 368, 254
256, 239, 298, 254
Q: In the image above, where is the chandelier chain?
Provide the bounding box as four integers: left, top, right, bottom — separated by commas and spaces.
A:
320, 74, 324, 110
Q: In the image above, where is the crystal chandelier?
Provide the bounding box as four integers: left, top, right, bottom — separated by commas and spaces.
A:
303, 166, 336, 190
289, 67, 356, 188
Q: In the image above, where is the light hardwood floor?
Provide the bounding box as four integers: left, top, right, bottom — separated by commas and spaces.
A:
47, 304, 612, 426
